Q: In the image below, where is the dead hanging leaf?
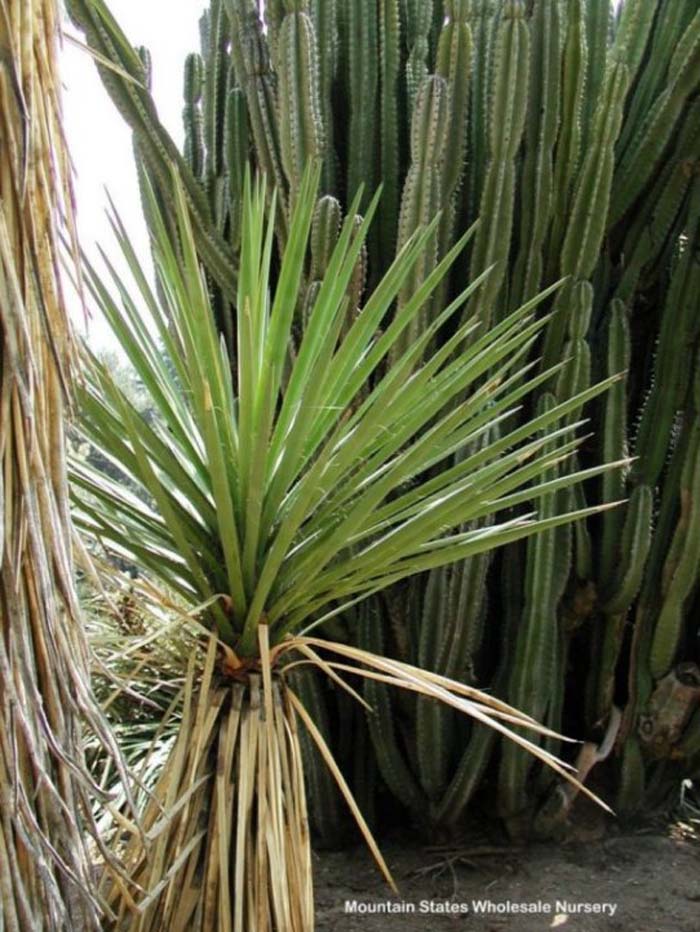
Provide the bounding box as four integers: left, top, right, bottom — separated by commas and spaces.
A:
279, 635, 613, 816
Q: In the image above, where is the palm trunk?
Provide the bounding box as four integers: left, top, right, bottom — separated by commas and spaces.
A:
0, 2, 119, 927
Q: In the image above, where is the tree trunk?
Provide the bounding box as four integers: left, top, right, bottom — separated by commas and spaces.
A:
0, 2, 118, 927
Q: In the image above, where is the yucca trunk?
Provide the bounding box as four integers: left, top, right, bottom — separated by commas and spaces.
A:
0, 2, 119, 927
106, 649, 314, 931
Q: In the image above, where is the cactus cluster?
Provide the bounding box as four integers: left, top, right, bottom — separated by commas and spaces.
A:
69, 0, 700, 838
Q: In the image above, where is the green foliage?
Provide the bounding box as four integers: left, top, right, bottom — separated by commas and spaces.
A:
74, 169, 613, 660
70, 0, 700, 837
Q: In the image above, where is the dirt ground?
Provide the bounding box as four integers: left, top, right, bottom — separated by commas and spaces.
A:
314, 817, 700, 931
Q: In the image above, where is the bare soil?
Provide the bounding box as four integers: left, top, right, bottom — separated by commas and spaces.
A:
314, 819, 700, 931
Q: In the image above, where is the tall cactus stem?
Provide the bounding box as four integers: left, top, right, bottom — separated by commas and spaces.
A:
378, 0, 401, 267
466, 0, 530, 331
511, 0, 560, 307
499, 393, 566, 821
183, 53, 206, 180
541, 57, 629, 372
277, 7, 326, 196
650, 422, 700, 679
346, 0, 378, 210
611, 10, 700, 225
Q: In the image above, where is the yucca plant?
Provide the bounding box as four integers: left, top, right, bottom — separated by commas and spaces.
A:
71, 163, 623, 929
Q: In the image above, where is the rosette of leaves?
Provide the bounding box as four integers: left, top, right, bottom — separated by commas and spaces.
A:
71, 166, 620, 931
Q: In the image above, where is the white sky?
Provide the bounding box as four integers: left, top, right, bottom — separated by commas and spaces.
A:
61, 1, 208, 350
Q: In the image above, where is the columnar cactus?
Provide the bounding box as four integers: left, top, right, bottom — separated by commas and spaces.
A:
224, 87, 250, 249
311, 0, 338, 189
183, 54, 205, 180
378, 0, 402, 267
542, 56, 629, 370
546, 0, 586, 278
414, 434, 498, 808
633, 194, 700, 488
581, 0, 609, 139
432, 0, 473, 304
277, 2, 326, 196
345, 0, 378, 209
617, 1, 697, 159
499, 394, 568, 824
202, 0, 228, 192
615, 96, 700, 302
611, 9, 700, 225
511, 0, 560, 307
599, 300, 631, 587
392, 74, 451, 354
435, 1, 472, 202
650, 422, 700, 679
612, 0, 659, 87
405, 0, 433, 114
465, 0, 497, 222
588, 483, 653, 726
67, 0, 237, 299
466, 0, 529, 331
229, 1, 288, 228
304, 195, 342, 326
